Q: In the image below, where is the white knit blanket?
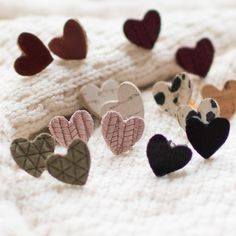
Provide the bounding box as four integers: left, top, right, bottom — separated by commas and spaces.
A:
1, 1, 236, 235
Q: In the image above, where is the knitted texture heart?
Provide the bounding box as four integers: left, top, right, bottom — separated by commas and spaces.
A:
201, 80, 236, 119
176, 38, 214, 77
47, 139, 90, 185
49, 110, 94, 147
10, 133, 55, 177
146, 134, 192, 177
123, 10, 161, 49
153, 73, 192, 115
100, 81, 144, 119
101, 111, 144, 155
177, 98, 220, 129
14, 33, 53, 76
48, 19, 87, 60
186, 117, 230, 159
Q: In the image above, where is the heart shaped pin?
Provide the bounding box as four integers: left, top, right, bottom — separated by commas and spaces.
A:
47, 139, 90, 185
100, 81, 144, 119
48, 19, 87, 60
177, 98, 220, 129
10, 133, 55, 177
14, 33, 53, 76
153, 73, 192, 115
123, 10, 161, 49
79, 79, 119, 118
146, 134, 192, 177
176, 38, 214, 77
49, 110, 94, 147
201, 80, 236, 119
101, 111, 144, 155
186, 117, 230, 159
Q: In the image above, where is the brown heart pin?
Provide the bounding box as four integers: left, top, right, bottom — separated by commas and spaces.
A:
10, 133, 55, 177
48, 19, 87, 60
201, 80, 236, 119
47, 139, 90, 185
14, 33, 53, 76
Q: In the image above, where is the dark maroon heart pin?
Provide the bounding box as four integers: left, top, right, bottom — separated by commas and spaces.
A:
186, 117, 230, 159
146, 134, 192, 177
14, 33, 53, 76
175, 38, 214, 77
123, 10, 161, 49
48, 19, 87, 60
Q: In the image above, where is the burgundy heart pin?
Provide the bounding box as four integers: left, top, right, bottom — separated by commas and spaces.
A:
123, 10, 161, 49
14, 33, 53, 76
175, 38, 214, 77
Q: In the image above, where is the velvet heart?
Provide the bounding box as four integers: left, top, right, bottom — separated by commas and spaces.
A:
123, 10, 161, 49
14, 33, 53, 76
48, 19, 87, 60
101, 111, 144, 155
176, 38, 214, 77
146, 134, 192, 177
49, 110, 94, 147
186, 117, 230, 159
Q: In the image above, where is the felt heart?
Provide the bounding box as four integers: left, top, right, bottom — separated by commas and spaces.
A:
100, 81, 144, 119
123, 10, 161, 49
48, 19, 87, 60
14, 33, 53, 76
177, 98, 220, 129
101, 111, 144, 155
47, 139, 90, 185
146, 134, 192, 177
79, 79, 119, 118
186, 117, 230, 159
10, 133, 55, 177
153, 73, 192, 115
176, 38, 214, 77
49, 110, 94, 147
201, 80, 236, 119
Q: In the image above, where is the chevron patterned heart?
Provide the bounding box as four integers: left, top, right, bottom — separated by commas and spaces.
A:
47, 139, 90, 185
101, 111, 145, 155
49, 110, 94, 147
10, 133, 55, 177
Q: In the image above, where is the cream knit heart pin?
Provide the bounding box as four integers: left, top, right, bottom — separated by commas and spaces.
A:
49, 110, 94, 147
177, 98, 220, 129
101, 111, 144, 155
10, 133, 55, 177
100, 81, 144, 119
153, 73, 192, 115
47, 139, 90, 185
79, 79, 119, 118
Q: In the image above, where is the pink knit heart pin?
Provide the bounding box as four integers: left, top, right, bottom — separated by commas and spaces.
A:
49, 110, 94, 147
101, 111, 145, 155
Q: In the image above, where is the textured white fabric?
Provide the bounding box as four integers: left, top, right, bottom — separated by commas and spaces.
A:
1, 0, 236, 236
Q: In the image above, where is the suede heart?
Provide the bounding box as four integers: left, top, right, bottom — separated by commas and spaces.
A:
48, 19, 87, 60
177, 98, 220, 129
14, 33, 53, 76
176, 38, 214, 77
10, 133, 55, 177
201, 80, 236, 119
49, 110, 94, 147
146, 134, 192, 177
186, 117, 230, 159
123, 10, 161, 49
47, 139, 90, 185
101, 111, 144, 155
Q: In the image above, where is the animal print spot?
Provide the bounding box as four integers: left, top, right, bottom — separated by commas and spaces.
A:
210, 99, 217, 108
173, 97, 178, 104
186, 110, 201, 123
169, 77, 181, 92
188, 80, 191, 88
206, 111, 215, 122
154, 92, 165, 105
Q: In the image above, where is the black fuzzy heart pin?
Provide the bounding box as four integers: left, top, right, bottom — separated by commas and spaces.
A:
186, 117, 230, 159
146, 134, 192, 177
